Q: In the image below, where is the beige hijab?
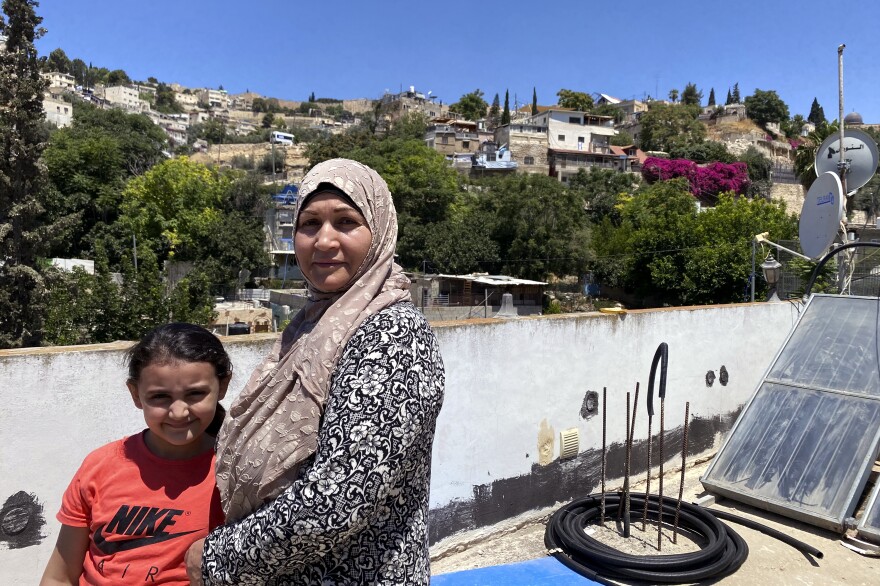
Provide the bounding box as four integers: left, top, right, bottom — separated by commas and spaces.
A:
214, 159, 412, 521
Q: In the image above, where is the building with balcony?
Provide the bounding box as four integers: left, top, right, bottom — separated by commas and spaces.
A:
41, 71, 76, 91
103, 85, 148, 112
198, 88, 229, 110
379, 86, 449, 125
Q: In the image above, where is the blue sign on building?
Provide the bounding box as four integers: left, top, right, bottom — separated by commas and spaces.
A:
273, 184, 299, 205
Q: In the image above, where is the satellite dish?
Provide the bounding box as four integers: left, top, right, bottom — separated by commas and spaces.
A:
815, 128, 879, 192
799, 171, 844, 260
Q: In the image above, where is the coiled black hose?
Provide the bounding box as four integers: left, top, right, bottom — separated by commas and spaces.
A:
545, 493, 748, 584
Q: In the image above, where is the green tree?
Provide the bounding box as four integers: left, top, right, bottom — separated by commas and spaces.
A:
422, 210, 500, 274
201, 118, 228, 145
106, 68, 131, 86
668, 88, 679, 103
45, 47, 70, 73
532, 87, 538, 115
610, 129, 634, 147
0, 0, 61, 347
725, 88, 732, 105
449, 89, 488, 121
488, 93, 500, 129
744, 89, 790, 127
70, 57, 86, 85
557, 89, 593, 112
477, 174, 592, 279
708, 88, 716, 106
261, 112, 275, 129
731, 83, 741, 103
681, 83, 702, 106
668, 141, 733, 164
309, 91, 315, 102
502, 90, 510, 125
808, 97, 826, 126
637, 103, 706, 152
569, 167, 640, 225
154, 82, 182, 114
794, 122, 838, 189
782, 113, 807, 138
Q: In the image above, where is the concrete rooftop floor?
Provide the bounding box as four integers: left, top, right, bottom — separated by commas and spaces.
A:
431, 453, 880, 585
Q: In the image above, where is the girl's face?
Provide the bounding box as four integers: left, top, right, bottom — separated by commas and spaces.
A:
127, 361, 229, 460
294, 192, 372, 293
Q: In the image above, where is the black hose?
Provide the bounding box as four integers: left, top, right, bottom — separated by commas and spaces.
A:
546, 493, 748, 584
703, 507, 823, 559
646, 342, 669, 417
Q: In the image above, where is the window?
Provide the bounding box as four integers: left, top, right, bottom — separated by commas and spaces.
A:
578, 136, 585, 143
462, 141, 470, 149
524, 156, 535, 165
569, 116, 581, 124
441, 136, 448, 144
561, 175, 568, 182
558, 134, 565, 142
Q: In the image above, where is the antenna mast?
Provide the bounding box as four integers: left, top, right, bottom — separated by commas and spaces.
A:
838, 45, 847, 201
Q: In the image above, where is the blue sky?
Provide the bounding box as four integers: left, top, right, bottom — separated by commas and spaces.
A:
32, 0, 880, 122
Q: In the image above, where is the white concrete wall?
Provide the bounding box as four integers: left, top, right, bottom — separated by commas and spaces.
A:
0, 302, 800, 583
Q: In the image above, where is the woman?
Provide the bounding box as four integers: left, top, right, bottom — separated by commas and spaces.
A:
186, 159, 445, 585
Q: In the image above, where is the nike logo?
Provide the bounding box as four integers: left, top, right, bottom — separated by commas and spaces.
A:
93, 524, 199, 554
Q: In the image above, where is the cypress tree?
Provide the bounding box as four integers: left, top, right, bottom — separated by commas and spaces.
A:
725, 88, 732, 105
489, 93, 500, 129
501, 90, 510, 125
732, 82, 741, 103
0, 0, 55, 347
808, 97, 826, 126
708, 88, 716, 106
531, 87, 538, 115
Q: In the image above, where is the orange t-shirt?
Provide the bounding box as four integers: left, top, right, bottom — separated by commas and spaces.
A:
58, 431, 224, 585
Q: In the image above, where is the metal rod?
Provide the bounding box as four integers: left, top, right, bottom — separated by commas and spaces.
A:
673, 402, 690, 544
625, 383, 639, 538
619, 391, 630, 526
658, 395, 665, 550
623, 391, 631, 536
643, 415, 652, 531
838, 44, 847, 199
601, 386, 607, 526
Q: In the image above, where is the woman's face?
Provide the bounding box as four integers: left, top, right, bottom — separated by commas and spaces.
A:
294, 191, 372, 292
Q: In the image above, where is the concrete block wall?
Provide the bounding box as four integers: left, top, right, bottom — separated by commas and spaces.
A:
0, 302, 799, 583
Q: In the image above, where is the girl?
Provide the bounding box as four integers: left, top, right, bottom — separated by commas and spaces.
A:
40, 323, 230, 586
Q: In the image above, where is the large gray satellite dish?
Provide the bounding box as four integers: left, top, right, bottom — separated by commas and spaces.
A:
815, 128, 879, 192
799, 171, 843, 260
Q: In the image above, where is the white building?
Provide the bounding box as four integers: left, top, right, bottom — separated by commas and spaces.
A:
175, 91, 199, 108
42, 72, 76, 91
522, 109, 619, 181
43, 97, 72, 127
198, 88, 229, 109
103, 85, 148, 112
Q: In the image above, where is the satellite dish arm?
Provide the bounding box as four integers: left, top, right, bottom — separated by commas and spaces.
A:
804, 241, 880, 297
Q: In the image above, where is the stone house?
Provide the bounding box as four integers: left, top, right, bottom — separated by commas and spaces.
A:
493, 121, 550, 174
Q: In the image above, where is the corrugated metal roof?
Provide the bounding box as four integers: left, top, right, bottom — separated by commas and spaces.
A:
435, 274, 548, 286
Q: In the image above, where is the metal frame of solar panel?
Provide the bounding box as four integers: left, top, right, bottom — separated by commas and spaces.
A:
857, 472, 880, 541
702, 294, 880, 532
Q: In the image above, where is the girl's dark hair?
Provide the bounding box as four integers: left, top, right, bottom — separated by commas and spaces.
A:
126, 323, 232, 435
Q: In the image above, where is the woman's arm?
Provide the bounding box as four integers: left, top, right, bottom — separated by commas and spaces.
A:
39, 525, 90, 586
201, 306, 444, 584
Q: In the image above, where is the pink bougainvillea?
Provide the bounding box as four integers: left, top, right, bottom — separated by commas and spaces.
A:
641, 157, 750, 203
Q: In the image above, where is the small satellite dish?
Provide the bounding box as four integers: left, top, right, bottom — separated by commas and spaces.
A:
815, 128, 879, 192
799, 171, 844, 260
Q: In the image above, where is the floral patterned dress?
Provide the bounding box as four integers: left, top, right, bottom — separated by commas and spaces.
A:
202, 302, 445, 585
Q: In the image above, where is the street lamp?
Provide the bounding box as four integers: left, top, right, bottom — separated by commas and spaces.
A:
761, 254, 782, 301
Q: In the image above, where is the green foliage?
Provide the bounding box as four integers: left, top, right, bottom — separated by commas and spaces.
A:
154, 82, 182, 114
421, 210, 500, 274
489, 93, 501, 129
808, 97, 826, 126
738, 146, 772, 183
668, 141, 733, 164
42, 102, 168, 260
568, 167, 640, 225
557, 89, 594, 112
589, 181, 797, 306
475, 174, 593, 279
668, 88, 679, 103
387, 112, 427, 140
106, 69, 131, 86
45, 47, 70, 73
502, 90, 510, 125
610, 129, 634, 147
638, 103, 706, 152
531, 87, 538, 115
258, 149, 285, 174
794, 122, 838, 188
782, 114, 806, 139
731, 83, 741, 103
744, 89, 790, 127
708, 88, 716, 107
0, 0, 58, 347
449, 89, 488, 121
681, 83, 702, 106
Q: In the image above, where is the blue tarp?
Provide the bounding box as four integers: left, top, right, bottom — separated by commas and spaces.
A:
432, 557, 597, 585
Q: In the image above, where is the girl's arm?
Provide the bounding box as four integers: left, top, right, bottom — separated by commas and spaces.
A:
39, 525, 90, 586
